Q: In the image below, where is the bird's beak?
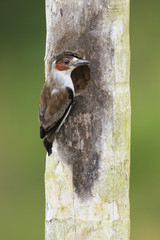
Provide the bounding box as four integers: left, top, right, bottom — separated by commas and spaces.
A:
73, 59, 90, 67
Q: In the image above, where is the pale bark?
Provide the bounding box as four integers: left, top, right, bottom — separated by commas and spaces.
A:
45, 0, 130, 239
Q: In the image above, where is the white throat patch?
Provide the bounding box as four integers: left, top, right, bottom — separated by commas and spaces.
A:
52, 68, 74, 92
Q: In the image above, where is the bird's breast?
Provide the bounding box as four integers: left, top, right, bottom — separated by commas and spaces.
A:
53, 69, 75, 93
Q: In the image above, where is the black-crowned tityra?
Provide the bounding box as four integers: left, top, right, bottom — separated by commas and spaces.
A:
39, 56, 90, 155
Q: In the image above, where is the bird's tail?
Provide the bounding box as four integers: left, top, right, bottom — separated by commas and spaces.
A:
41, 90, 74, 156
43, 138, 53, 156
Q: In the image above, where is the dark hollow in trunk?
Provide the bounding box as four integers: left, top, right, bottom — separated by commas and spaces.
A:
46, 7, 113, 199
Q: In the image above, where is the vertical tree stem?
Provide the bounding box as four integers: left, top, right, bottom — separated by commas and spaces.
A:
45, 0, 130, 239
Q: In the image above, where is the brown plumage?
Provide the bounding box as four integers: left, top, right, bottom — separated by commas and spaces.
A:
39, 56, 89, 155
39, 83, 72, 131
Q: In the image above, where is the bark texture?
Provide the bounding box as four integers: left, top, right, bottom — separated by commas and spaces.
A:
45, 0, 130, 239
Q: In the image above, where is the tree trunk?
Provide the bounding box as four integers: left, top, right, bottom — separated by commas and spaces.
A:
45, 0, 130, 239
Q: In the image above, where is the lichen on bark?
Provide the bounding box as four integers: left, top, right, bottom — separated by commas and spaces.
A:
45, 0, 130, 239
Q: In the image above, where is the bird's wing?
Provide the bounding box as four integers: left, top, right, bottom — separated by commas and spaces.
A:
39, 83, 73, 137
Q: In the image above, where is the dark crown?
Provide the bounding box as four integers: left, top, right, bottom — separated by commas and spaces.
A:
56, 56, 74, 64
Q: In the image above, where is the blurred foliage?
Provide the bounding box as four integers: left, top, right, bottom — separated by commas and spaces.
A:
0, 1, 46, 239
0, 0, 159, 239
130, 1, 160, 239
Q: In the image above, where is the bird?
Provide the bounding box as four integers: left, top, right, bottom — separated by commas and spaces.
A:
39, 56, 90, 156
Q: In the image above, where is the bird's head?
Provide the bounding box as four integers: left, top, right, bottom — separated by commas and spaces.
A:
52, 56, 90, 73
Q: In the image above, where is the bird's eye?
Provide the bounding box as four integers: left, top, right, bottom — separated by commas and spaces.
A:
64, 60, 70, 64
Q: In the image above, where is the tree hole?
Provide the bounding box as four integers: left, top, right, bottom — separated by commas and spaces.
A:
54, 53, 91, 95
71, 65, 90, 95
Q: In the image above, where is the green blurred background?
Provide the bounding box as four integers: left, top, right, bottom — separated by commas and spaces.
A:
0, 0, 159, 239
